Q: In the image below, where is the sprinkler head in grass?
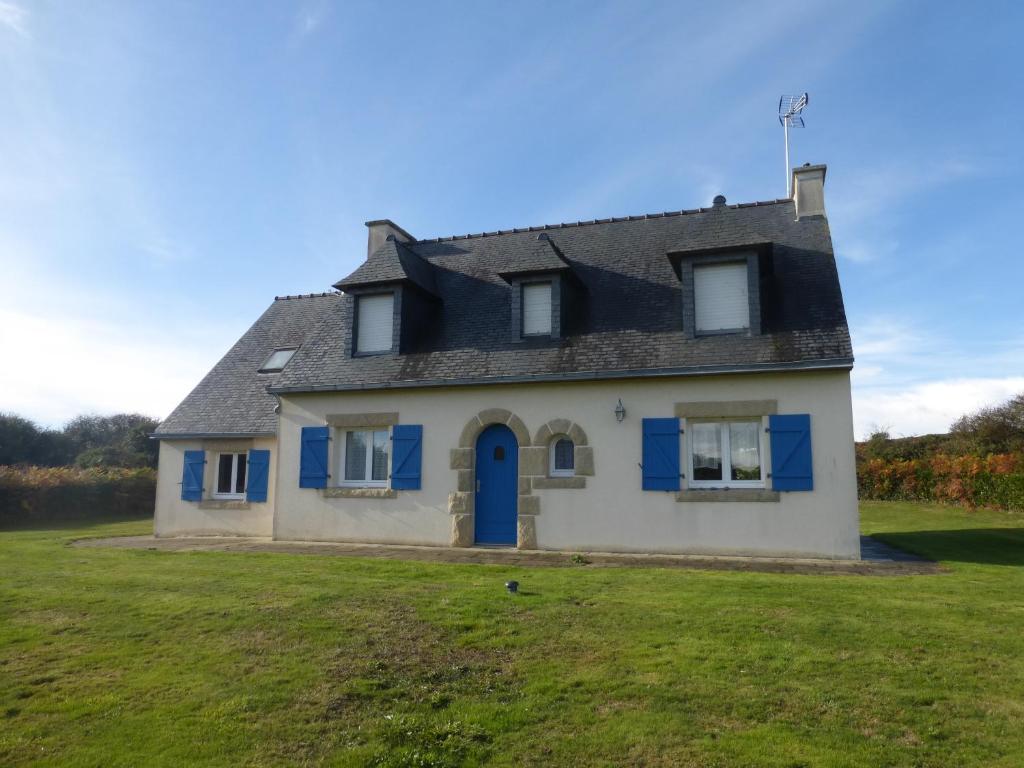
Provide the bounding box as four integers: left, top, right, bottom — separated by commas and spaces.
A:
505, 580, 519, 594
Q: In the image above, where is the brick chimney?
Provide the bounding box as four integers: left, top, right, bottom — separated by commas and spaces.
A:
791, 163, 827, 219
365, 219, 415, 258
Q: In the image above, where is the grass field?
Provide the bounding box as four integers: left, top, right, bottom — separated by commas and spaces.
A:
1, 501, 1023, 767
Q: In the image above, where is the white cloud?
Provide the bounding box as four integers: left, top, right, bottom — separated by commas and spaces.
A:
852, 377, 1024, 439
0, 305, 222, 428
292, 2, 328, 40
849, 315, 1024, 438
0, 1, 28, 38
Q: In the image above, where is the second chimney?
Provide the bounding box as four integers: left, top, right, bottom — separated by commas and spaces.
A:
791, 164, 827, 219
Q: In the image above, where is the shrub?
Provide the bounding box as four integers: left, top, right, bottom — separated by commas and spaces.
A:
857, 453, 1024, 512
0, 465, 156, 527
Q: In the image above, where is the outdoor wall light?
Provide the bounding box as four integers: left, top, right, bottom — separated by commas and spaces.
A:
615, 398, 626, 422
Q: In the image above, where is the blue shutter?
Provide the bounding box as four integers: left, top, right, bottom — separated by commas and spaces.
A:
769, 414, 813, 491
299, 426, 330, 488
642, 418, 681, 491
391, 424, 423, 490
181, 450, 205, 501
246, 449, 271, 502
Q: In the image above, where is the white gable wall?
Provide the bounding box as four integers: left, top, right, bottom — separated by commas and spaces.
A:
154, 436, 277, 537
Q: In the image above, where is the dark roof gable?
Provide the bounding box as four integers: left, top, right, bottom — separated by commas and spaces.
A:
334, 236, 438, 297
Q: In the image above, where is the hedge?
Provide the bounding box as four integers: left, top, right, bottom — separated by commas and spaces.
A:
0, 466, 156, 527
857, 453, 1024, 512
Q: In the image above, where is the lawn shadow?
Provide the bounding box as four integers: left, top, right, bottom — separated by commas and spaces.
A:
872, 528, 1024, 566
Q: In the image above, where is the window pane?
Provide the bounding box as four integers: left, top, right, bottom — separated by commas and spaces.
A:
259, 348, 296, 372
554, 438, 574, 470
691, 423, 723, 481
235, 453, 247, 493
216, 454, 233, 493
372, 430, 388, 481
730, 422, 761, 481
345, 431, 367, 481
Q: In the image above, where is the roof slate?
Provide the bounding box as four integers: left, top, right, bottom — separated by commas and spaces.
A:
497, 233, 572, 279
334, 237, 438, 296
273, 199, 852, 394
154, 293, 340, 436
158, 198, 853, 436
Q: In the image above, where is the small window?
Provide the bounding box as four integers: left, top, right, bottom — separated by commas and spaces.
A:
356, 293, 395, 353
694, 262, 749, 333
258, 348, 297, 373
341, 428, 389, 487
549, 436, 574, 477
522, 282, 552, 336
688, 420, 764, 488
214, 453, 247, 498
494, 446, 505, 461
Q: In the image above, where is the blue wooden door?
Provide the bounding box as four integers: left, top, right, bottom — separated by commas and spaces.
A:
474, 424, 518, 545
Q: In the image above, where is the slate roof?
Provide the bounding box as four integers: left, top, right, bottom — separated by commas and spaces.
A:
335, 237, 438, 296
157, 197, 853, 436
272, 198, 852, 395
154, 293, 340, 436
497, 233, 572, 279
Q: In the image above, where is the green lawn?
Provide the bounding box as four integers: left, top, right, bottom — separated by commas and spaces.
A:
1, 502, 1023, 767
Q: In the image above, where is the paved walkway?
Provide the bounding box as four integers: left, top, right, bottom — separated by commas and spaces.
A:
74, 534, 941, 576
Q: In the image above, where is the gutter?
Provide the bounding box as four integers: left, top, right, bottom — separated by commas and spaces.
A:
267, 357, 855, 395
150, 431, 277, 441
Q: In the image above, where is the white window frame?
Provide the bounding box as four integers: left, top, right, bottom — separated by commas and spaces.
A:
521, 281, 552, 337
549, 435, 575, 477
685, 417, 767, 489
212, 452, 247, 499
337, 427, 390, 488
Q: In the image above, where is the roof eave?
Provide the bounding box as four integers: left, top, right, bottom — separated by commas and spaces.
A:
150, 431, 278, 441
268, 357, 854, 395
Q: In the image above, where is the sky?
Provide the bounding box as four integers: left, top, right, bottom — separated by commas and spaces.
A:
0, 0, 1021, 439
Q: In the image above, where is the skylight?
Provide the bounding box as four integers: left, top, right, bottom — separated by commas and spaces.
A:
258, 348, 297, 373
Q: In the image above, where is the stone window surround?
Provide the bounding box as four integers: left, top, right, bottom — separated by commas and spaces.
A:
198, 438, 255, 508
320, 412, 401, 498
449, 410, 595, 549
674, 399, 781, 501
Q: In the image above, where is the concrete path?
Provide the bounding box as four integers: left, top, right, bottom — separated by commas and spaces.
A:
73, 534, 941, 576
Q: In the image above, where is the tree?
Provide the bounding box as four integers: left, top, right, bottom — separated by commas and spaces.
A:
0, 413, 75, 466
62, 414, 161, 468
949, 393, 1024, 455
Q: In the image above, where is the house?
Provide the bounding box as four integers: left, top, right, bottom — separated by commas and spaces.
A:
153, 164, 859, 558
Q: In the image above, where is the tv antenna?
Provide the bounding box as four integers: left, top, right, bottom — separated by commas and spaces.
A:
779, 93, 809, 197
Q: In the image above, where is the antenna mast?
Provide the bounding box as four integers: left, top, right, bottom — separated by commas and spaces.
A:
779, 93, 809, 197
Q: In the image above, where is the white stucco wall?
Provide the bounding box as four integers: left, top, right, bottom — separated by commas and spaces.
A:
154, 437, 277, 537
272, 370, 859, 558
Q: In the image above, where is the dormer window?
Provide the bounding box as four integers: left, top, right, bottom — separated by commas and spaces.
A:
693, 262, 749, 334
258, 348, 297, 373
522, 282, 552, 336
356, 293, 395, 353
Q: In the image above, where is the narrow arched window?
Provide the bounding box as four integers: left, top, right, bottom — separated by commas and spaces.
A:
549, 436, 575, 477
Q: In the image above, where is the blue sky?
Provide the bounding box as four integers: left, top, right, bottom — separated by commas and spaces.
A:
1, 0, 1021, 437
